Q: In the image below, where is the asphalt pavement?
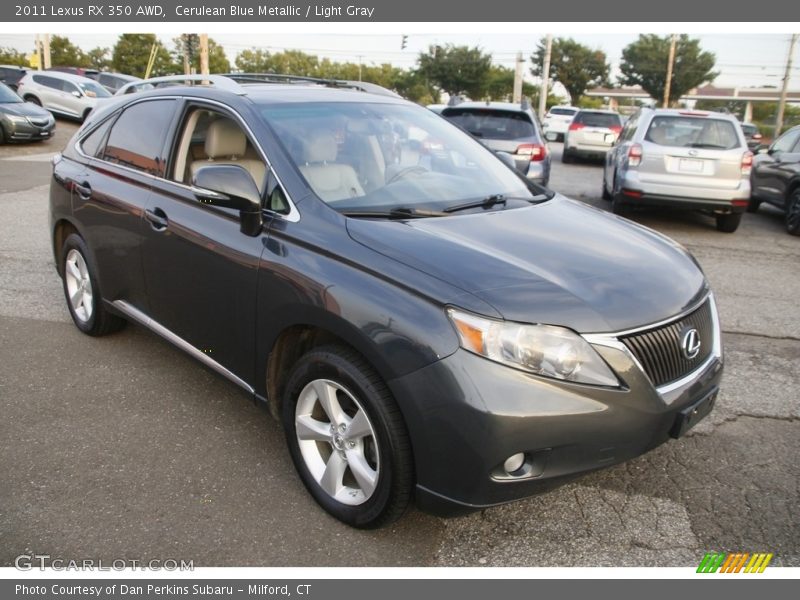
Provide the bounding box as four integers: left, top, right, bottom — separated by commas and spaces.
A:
1, 124, 798, 567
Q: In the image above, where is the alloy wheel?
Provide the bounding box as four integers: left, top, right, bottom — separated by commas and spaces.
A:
64, 249, 94, 322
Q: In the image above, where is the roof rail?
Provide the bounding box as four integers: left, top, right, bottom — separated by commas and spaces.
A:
137, 74, 247, 95
223, 73, 401, 98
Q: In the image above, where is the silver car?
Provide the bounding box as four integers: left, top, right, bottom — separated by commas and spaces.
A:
16, 71, 111, 122
542, 105, 578, 142
603, 108, 752, 233
563, 109, 622, 162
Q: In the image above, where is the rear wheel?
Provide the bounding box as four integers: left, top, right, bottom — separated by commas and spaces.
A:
562, 148, 573, 164
282, 345, 413, 528
60, 233, 126, 336
716, 212, 742, 233
786, 189, 800, 236
747, 196, 762, 213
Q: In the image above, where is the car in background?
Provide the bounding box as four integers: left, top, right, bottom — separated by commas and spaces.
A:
97, 72, 141, 94
542, 105, 578, 142
603, 108, 752, 233
0, 81, 55, 143
441, 100, 551, 186
563, 109, 622, 162
47, 66, 100, 80
749, 124, 800, 235
740, 122, 763, 151
0, 65, 27, 92
17, 71, 111, 121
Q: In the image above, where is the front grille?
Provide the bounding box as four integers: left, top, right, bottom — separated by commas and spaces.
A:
620, 299, 714, 387
29, 118, 49, 127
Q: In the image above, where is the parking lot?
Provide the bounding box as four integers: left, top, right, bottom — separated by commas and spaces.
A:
1, 118, 798, 568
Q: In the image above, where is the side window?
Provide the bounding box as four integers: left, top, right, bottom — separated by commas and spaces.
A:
266, 171, 290, 214
61, 80, 79, 95
34, 75, 57, 89
171, 106, 267, 194
773, 129, 800, 154
80, 118, 114, 157
102, 99, 177, 176
621, 112, 639, 142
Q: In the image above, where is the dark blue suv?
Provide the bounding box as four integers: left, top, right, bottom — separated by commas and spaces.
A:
50, 75, 722, 528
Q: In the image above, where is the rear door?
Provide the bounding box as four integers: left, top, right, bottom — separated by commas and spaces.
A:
32, 75, 63, 112
638, 115, 746, 190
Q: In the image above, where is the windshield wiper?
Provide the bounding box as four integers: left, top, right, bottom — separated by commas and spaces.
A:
341, 207, 448, 219
443, 194, 508, 213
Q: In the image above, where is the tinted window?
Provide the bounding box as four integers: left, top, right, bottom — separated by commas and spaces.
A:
33, 75, 62, 90
76, 80, 111, 98
0, 83, 21, 103
772, 128, 800, 153
80, 118, 114, 157
549, 108, 577, 116
574, 112, 622, 128
740, 124, 758, 136
102, 100, 177, 176
645, 116, 740, 150
442, 109, 537, 140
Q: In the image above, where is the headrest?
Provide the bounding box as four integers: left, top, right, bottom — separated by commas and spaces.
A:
302, 131, 338, 163
205, 119, 247, 159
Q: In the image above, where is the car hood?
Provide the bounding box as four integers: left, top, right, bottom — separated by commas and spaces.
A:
0, 101, 51, 118
346, 195, 707, 333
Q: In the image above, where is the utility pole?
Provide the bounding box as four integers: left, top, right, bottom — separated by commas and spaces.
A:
775, 33, 799, 137
663, 34, 677, 108
357, 55, 363, 82
513, 52, 524, 103
199, 33, 209, 76
538, 34, 552, 121
42, 34, 51, 69
182, 34, 191, 76
34, 34, 42, 70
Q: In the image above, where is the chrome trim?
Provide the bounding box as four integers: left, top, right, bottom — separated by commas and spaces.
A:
111, 300, 254, 394
583, 293, 722, 405
74, 95, 301, 223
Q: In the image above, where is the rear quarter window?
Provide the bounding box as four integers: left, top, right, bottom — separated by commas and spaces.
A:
645, 116, 741, 150
101, 99, 177, 176
442, 109, 536, 140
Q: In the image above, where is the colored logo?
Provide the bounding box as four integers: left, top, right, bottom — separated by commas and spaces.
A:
697, 552, 773, 573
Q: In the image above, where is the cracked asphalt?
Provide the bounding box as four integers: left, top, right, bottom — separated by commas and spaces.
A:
1, 124, 798, 567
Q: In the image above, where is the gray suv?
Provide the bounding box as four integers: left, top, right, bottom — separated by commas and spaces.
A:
603, 108, 752, 232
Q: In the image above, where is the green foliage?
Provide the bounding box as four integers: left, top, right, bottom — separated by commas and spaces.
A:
85, 47, 110, 71
416, 44, 493, 98
174, 35, 230, 74
531, 38, 609, 104
111, 34, 175, 78
576, 96, 604, 109
620, 35, 718, 105
49, 35, 90, 67
0, 47, 28, 66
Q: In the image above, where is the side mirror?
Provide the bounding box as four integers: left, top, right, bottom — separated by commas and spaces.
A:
495, 151, 516, 170
192, 165, 263, 236
757, 145, 770, 155
71, 90, 82, 98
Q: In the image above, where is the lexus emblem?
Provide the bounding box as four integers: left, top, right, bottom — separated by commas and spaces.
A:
681, 328, 701, 360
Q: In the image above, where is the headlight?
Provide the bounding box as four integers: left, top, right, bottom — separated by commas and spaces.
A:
447, 308, 619, 387
7, 115, 30, 123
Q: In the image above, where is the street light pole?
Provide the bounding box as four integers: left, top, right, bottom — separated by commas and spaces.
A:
775, 33, 799, 137
663, 34, 677, 108
538, 34, 552, 121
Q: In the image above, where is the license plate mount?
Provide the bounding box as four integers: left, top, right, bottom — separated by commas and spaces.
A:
679, 158, 704, 173
670, 388, 717, 438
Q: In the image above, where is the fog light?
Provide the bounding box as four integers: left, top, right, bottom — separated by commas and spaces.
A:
503, 453, 526, 474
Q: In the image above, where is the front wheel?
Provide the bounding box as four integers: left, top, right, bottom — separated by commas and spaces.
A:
716, 212, 742, 233
786, 190, 800, 236
60, 233, 125, 336
282, 345, 413, 528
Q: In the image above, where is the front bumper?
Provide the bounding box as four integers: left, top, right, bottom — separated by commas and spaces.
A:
389, 307, 723, 516
4, 118, 55, 141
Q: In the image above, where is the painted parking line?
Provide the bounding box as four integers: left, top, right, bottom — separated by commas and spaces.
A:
1, 152, 58, 162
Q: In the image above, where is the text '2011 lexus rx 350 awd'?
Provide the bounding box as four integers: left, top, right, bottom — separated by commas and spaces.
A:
50, 75, 722, 528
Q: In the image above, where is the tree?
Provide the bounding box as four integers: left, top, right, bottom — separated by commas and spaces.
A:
530, 37, 609, 105
417, 44, 492, 99
234, 48, 319, 76
49, 35, 89, 67
619, 34, 718, 106
0, 47, 27, 67
85, 47, 110, 71
174, 36, 230, 74
111, 34, 176, 78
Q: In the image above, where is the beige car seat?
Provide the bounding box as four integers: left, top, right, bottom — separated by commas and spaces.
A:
298, 131, 364, 202
191, 119, 266, 190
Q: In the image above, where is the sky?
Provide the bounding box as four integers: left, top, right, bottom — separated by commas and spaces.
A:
1, 31, 798, 91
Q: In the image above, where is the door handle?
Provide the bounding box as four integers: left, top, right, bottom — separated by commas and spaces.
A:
73, 181, 92, 199
145, 208, 169, 230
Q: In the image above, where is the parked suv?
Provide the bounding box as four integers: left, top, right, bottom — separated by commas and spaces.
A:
603, 108, 752, 233
750, 124, 800, 235
442, 100, 551, 186
50, 75, 722, 528
563, 109, 622, 162
542, 105, 578, 142
740, 122, 763, 151
97, 72, 141, 94
17, 71, 111, 121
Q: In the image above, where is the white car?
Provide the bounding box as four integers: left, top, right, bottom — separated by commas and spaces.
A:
542, 105, 579, 141
16, 71, 111, 122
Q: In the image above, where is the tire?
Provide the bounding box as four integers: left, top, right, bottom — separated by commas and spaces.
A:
786, 189, 800, 236
611, 192, 627, 215
60, 233, 126, 336
746, 196, 762, 213
562, 148, 573, 164
24, 96, 41, 106
716, 212, 742, 233
282, 344, 413, 528
0, 124, 6, 145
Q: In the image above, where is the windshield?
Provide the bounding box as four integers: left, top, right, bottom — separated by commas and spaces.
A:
259, 101, 545, 214
77, 80, 111, 98
646, 116, 740, 149
442, 108, 537, 140
0, 83, 21, 103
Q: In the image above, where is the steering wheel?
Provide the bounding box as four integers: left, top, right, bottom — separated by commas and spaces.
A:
386, 165, 429, 185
